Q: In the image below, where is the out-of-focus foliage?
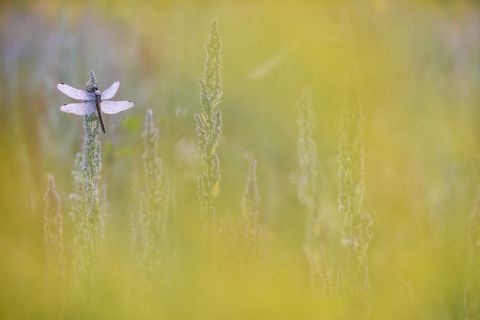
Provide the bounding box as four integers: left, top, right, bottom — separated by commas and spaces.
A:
0, 1, 480, 319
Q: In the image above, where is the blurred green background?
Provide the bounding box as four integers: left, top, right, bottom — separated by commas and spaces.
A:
1, 0, 480, 319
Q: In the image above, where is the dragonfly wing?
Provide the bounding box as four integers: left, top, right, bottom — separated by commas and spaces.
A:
57, 83, 93, 100
60, 101, 96, 115
101, 81, 120, 100
101, 100, 134, 114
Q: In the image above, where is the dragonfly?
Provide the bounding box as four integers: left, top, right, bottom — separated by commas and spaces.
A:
57, 80, 134, 133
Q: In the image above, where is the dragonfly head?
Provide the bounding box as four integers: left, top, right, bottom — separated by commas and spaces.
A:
86, 82, 98, 93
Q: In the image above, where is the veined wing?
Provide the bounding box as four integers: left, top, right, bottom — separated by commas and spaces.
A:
57, 83, 93, 100
101, 81, 120, 100
60, 101, 96, 116
101, 100, 134, 114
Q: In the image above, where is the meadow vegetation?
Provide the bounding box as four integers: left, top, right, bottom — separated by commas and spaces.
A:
0, 1, 479, 319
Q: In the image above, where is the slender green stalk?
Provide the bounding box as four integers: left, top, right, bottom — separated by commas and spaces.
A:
194, 19, 223, 238
337, 69, 372, 314
241, 155, 262, 258
43, 175, 65, 294
140, 108, 170, 286
297, 90, 318, 214
69, 70, 105, 299
465, 195, 480, 319
296, 90, 330, 294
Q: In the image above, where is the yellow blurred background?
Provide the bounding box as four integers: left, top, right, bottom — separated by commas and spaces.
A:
0, 0, 479, 319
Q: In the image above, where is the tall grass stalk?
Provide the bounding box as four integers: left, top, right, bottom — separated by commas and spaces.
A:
296, 90, 331, 294
465, 195, 480, 319
69, 70, 106, 300
241, 155, 263, 259
337, 69, 372, 314
139, 108, 170, 287
194, 19, 223, 240
43, 174, 66, 314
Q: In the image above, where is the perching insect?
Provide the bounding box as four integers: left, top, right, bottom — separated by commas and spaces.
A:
57, 76, 134, 133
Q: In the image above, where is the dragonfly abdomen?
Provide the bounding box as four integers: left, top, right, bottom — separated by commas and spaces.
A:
95, 92, 106, 133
